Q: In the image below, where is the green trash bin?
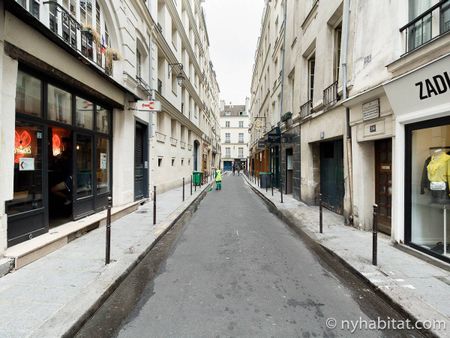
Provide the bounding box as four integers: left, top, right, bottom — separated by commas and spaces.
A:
193, 171, 203, 186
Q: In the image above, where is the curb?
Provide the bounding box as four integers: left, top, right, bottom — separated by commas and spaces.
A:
243, 175, 438, 338
59, 182, 213, 338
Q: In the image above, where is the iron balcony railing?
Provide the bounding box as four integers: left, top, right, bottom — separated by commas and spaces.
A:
400, 0, 450, 53
323, 81, 339, 108
300, 100, 313, 119
40, 1, 111, 74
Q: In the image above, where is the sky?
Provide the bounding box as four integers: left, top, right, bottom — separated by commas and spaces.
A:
203, 0, 265, 106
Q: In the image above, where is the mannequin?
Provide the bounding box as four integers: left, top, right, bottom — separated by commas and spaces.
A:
421, 148, 450, 256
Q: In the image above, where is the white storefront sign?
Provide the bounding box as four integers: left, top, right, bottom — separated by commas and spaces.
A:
19, 158, 34, 171
135, 100, 161, 112
384, 55, 450, 118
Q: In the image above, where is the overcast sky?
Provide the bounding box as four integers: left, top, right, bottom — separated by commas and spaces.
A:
203, 0, 265, 106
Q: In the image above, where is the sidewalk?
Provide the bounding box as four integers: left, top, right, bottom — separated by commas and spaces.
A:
0, 180, 212, 338
243, 175, 450, 337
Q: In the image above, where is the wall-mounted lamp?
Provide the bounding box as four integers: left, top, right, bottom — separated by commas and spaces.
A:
169, 63, 185, 87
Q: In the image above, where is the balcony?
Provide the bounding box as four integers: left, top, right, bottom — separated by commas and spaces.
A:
188, 144, 193, 151
300, 100, 312, 119
180, 141, 186, 149
323, 81, 339, 108
170, 137, 178, 147
155, 132, 166, 143
35, 1, 114, 75
400, 0, 450, 53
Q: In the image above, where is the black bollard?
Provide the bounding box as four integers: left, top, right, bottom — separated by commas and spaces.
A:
153, 186, 156, 225
280, 180, 283, 203
190, 175, 193, 195
266, 174, 268, 193
183, 177, 185, 201
372, 204, 378, 266
105, 195, 112, 265
271, 173, 274, 196
319, 193, 323, 234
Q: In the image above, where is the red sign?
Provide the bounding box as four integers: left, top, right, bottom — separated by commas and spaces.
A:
14, 130, 32, 163
136, 100, 161, 112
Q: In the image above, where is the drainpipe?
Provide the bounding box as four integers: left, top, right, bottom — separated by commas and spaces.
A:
279, 0, 287, 190
342, 0, 353, 225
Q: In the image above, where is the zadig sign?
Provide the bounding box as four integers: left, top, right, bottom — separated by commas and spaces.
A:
384, 55, 450, 118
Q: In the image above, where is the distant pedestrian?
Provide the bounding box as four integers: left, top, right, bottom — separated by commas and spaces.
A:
232, 163, 236, 176
237, 164, 241, 176
215, 168, 222, 190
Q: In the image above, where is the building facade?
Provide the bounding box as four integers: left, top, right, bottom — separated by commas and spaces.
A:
0, 0, 220, 260
249, 0, 450, 264
151, 0, 221, 192
220, 100, 250, 171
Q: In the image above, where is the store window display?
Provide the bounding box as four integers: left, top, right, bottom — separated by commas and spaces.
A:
412, 124, 450, 258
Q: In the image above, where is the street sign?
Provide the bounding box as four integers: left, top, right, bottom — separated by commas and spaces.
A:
135, 100, 161, 112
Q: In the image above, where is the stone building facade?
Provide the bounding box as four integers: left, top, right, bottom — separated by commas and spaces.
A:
249, 0, 450, 264
0, 0, 220, 263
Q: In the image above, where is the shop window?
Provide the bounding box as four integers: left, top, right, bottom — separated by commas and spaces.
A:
16, 71, 42, 118
48, 84, 72, 124
410, 123, 450, 259
76, 134, 93, 198
8, 122, 43, 214
96, 105, 110, 134
76, 97, 94, 129
96, 137, 110, 194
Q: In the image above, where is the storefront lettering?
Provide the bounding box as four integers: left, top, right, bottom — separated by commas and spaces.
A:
415, 71, 450, 100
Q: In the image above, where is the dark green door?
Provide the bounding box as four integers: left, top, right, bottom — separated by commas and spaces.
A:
320, 140, 344, 214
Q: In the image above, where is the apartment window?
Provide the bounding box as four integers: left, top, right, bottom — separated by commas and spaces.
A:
334, 24, 342, 82
172, 22, 178, 50
308, 53, 316, 101
29, 0, 40, 18
239, 133, 244, 143
172, 72, 177, 96
136, 49, 142, 79
225, 111, 231, 116
172, 158, 175, 166
239, 121, 244, 128
408, 0, 432, 51
225, 133, 230, 143
158, 158, 163, 167
225, 147, 231, 157
238, 147, 244, 158
441, 1, 450, 34
225, 121, 230, 128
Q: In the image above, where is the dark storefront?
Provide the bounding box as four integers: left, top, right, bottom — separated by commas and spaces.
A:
6, 69, 112, 246
320, 139, 344, 214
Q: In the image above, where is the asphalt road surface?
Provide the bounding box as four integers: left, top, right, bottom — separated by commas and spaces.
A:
77, 174, 424, 338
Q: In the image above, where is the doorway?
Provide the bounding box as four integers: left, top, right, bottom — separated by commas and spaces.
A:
320, 139, 344, 214
375, 139, 392, 235
48, 126, 73, 227
134, 122, 148, 201
286, 148, 293, 194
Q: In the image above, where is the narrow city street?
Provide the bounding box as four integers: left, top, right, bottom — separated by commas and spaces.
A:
76, 175, 423, 338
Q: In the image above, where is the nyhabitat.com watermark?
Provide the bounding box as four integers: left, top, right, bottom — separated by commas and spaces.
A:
325, 316, 446, 333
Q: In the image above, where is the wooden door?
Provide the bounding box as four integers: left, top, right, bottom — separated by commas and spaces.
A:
375, 139, 392, 235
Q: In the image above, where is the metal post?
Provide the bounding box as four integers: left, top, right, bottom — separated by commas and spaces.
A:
266, 174, 268, 193
280, 180, 283, 203
190, 175, 193, 195
271, 172, 274, 196
319, 193, 323, 234
182, 177, 185, 201
153, 186, 156, 225
372, 204, 378, 266
105, 195, 112, 265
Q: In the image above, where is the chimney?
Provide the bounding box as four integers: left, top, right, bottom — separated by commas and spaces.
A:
245, 97, 250, 113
